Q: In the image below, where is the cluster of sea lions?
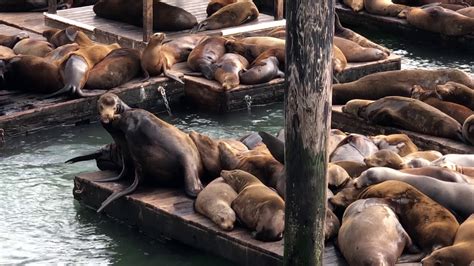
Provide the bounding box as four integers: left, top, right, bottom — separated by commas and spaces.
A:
341, 0, 474, 36
333, 68, 474, 144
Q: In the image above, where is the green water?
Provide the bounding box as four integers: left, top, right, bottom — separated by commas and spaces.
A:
0, 30, 472, 264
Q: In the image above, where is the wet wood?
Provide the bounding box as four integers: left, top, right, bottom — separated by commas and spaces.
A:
73, 171, 348, 266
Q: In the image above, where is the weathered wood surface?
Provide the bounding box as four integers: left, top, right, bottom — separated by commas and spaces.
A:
336, 2, 474, 49
73, 171, 347, 266
44, 3, 283, 49
183, 55, 400, 112
0, 24, 44, 39
0, 78, 183, 138
331, 105, 474, 154
0, 11, 53, 34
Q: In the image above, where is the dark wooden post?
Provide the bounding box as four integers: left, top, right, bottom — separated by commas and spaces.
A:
48, 0, 57, 14
143, 0, 153, 42
274, 0, 284, 20
283, 0, 334, 264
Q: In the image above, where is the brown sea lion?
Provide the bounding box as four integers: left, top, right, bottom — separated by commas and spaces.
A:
12, 38, 54, 57
432, 154, 474, 168
42, 27, 80, 48
359, 180, 459, 252
187, 36, 227, 79
194, 177, 238, 231
333, 68, 474, 104
334, 36, 386, 62
329, 184, 365, 210
333, 45, 347, 74
344, 96, 465, 142
267, 27, 286, 39
0, 32, 29, 48
422, 214, 474, 266
206, 0, 243, 16
457, 6, 474, 18
93, 0, 197, 31
403, 150, 443, 162
344, 0, 364, 11
240, 56, 284, 85
330, 133, 379, 163
332, 160, 369, 178
193, 1, 259, 32
364, 0, 408, 16
462, 115, 474, 145
435, 82, 474, 110
86, 48, 141, 90
355, 167, 474, 217
225, 37, 285, 64
210, 53, 249, 89
338, 198, 415, 266
0, 0, 68, 12
400, 166, 472, 184
406, 6, 474, 36
328, 163, 352, 189
370, 134, 418, 157
221, 169, 285, 242
0, 46, 15, 60
364, 150, 406, 169
96, 93, 204, 213
43, 43, 80, 64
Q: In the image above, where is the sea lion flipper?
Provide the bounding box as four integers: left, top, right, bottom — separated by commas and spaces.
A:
258, 131, 285, 164
97, 170, 140, 213
65, 151, 102, 164
241, 132, 263, 149
163, 68, 184, 84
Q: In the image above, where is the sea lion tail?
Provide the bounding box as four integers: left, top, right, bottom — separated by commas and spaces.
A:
97, 175, 140, 213
65, 151, 102, 164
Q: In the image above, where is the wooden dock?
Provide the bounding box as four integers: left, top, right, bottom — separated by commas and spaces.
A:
44, 1, 286, 49
73, 171, 347, 266
0, 11, 53, 34
335, 2, 474, 50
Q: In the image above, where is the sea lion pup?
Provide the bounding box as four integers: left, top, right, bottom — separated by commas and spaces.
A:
240, 56, 284, 85
344, 96, 465, 142
195, 177, 237, 231
0, 32, 29, 48
400, 166, 472, 184
355, 167, 474, 217
221, 170, 285, 241
96, 93, 204, 213
42, 27, 80, 48
12, 38, 54, 57
370, 133, 418, 157
93, 0, 197, 31
193, 1, 259, 32
406, 6, 474, 36
457, 6, 474, 18
330, 134, 379, 163
86, 48, 141, 90
65, 143, 123, 171
364, 150, 406, 169
338, 198, 415, 266
422, 214, 474, 266
210, 53, 248, 89
358, 180, 459, 252
187, 36, 227, 79
332, 45, 347, 74
435, 82, 474, 110
344, 0, 364, 11
364, 0, 409, 16
333, 36, 386, 62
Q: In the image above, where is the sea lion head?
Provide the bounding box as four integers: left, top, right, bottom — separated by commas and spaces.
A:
211, 203, 236, 231
405, 157, 431, 168
149, 33, 166, 46
97, 93, 129, 124
342, 99, 373, 119
354, 168, 386, 188
364, 150, 405, 169
329, 184, 363, 209
421, 249, 456, 266
15, 31, 29, 42
222, 75, 239, 90
220, 169, 260, 193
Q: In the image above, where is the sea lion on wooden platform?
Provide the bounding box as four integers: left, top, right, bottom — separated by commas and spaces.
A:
333, 45, 347, 74
221, 169, 285, 241
406, 6, 474, 36
457, 6, 474, 18
210, 53, 248, 89
370, 134, 418, 156
364, 0, 408, 16
86, 48, 141, 90
330, 134, 379, 163
400, 166, 472, 184
344, 96, 465, 142
195, 177, 238, 231
0, 32, 29, 48
328, 163, 352, 189
333, 160, 369, 178
334, 36, 386, 62
240, 56, 284, 85
359, 180, 459, 252
65, 143, 122, 171
187, 36, 227, 79
435, 82, 474, 110
43, 43, 80, 64
355, 167, 474, 217
93, 0, 197, 31
0, 46, 15, 60
333, 68, 473, 104
42, 27, 79, 48
225, 37, 285, 64
422, 214, 474, 266
193, 1, 259, 32
364, 150, 406, 169
0, 0, 67, 12
96, 93, 204, 213
206, 0, 244, 16
344, 0, 364, 11
338, 198, 415, 266
12, 38, 54, 57
462, 115, 474, 145
267, 27, 285, 39
403, 150, 442, 162
432, 154, 474, 168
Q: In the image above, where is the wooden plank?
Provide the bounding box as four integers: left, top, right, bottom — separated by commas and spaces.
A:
73, 171, 348, 266
143, 0, 153, 42
0, 11, 53, 34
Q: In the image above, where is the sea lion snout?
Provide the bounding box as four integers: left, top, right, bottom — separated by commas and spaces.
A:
97, 93, 120, 123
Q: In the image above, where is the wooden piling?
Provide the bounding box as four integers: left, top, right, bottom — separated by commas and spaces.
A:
143, 0, 153, 42
48, 0, 57, 14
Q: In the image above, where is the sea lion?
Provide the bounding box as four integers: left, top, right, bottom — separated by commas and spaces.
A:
42, 27, 79, 48
0, 32, 29, 48
187, 36, 227, 79
330, 134, 379, 163
141, 33, 205, 83
65, 143, 122, 171
93, 0, 197, 31
194, 177, 238, 231
328, 163, 352, 189
358, 180, 459, 252
432, 154, 474, 168
96, 93, 204, 213
344, 0, 364, 11
240, 56, 284, 85
344, 96, 465, 142
462, 115, 474, 145
221, 169, 285, 241
332, 160, 369, 178
329, 184, 365, 210
206, 0, 243, 16
225, 37, 285, 64
435, 82, 474, 110
12, 38, 54, 57
193, 1, 259, 32
370, 133, 418, 157
210, 53, 248, 89
0, 46, 15, 60
364, 0, 408, 16
333, 68, 474, 104
338, 198, 415, 266
364, 150, 406, 169
0, 0, 68, 12
43, 43, 80, 64
400, 166, 472, 184
403, 150, 443, 162
422, 214, 474, 266
406, 158, 431, 168
406, 6, 474, 36
86, 48, 141, 90
355, 167, 474, 217
334, 36, 386, 62
325, 208, 340, 241
457, 6, 474, 18
333, 45, 347, 74
267, 27, 286, 39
